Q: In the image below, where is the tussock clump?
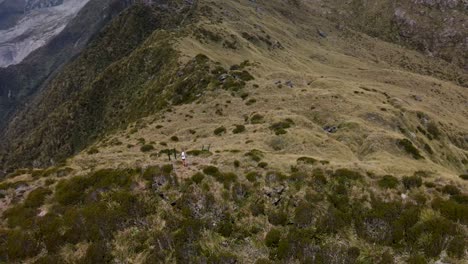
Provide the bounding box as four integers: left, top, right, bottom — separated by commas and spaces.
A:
186, 149, 212, 157
214, 126, 227, 136
250, 114, 264, 124
55, 168, 135, 205
232, 124, 246, 134
397, 139, 424, 160
269, 119, 294, 135
297, 156, 317, 165
442, 184, 460, 195
245, 149, 264, 162
87, 147, 99, 155
268, 210, 288, 226
402, 176, 422, 189
432, 198, 468, 224
191, 172, 205, 184
140, 144, 155, 152
246, 171, 260, 182
378, 175, 399, 189
203, 166, 221, 177
265, 228, 281, 248
333, 168, 363, 182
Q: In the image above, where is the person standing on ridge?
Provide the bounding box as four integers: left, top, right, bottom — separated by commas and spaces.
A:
181, 149, 187, 167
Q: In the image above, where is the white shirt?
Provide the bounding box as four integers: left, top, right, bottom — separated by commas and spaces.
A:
181, 152, 186, 160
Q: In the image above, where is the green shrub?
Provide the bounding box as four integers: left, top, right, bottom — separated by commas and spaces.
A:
0, 181, 28, 191
55, 176, 89, 205
55, 169, 134, 205
140, 144, 155, 152
424, 182, 436, 188
459, 174, 468, 180
258, 162, 268, 168
142, 166, 160, 182
3, 205, 36, 228
442, 184, 460, 195
191, 172, 205, 184
378, 175, 399, 189
231, 70, 254, 81
170, 136, 179, 142
240, 92, 249, 100
24, 187, 52, 208
397, 139, 424, 159
255, 258, 272, 264
297, 156, 317, 165
217, 220, 234, 237
379, 251, 394, 264
407, 254, 427, 264
214, 126, 227, 136
250, 114, 264, 124
265, 229, 281, 248
402, 176, 422, 189
220, 172, 238, 189
3, 230, 40, 261
245, 98, 257, 106
409, 216, 457, 257
333, 168, 363, 182
452, 194, 468, 204
203, 166, 220, 176
91, 169, 134, 189
424, 143, 433, 154
269, 119, 294, 135
246, 171, 259, 182
347, 247, 360, 260
426, 122, 441, 140
447, 235, 466, 259
82, 241, 113, 263
294, 201, 314, 227
161, 164, 173, 175
245, 149, 264, 162
250, 201, 265, 216
232, 124, 246, 134
268, 211, 288, 226
186, 149, 212, 157
87, 147, 99, 155
432, 198, 468, 224
233, 160, 240, 168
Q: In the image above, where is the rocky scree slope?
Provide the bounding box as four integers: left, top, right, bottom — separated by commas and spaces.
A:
0, 0, 90, 67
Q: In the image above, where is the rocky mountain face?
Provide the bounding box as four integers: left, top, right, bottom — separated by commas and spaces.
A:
0, 1, 199, 169
0, 0, 136, 136
0, 0, 91, 67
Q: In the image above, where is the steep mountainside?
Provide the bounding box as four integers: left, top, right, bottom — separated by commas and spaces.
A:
324, 0, 468, 72
0, 0, 90, 67
0, 0, 467, 263
0, 0, 135, 130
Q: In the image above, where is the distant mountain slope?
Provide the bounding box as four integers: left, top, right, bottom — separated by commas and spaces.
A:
1, 1, 200, 169
0, 0, 91, 67
0, 0, 134, 130
324, 0, 468, 72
